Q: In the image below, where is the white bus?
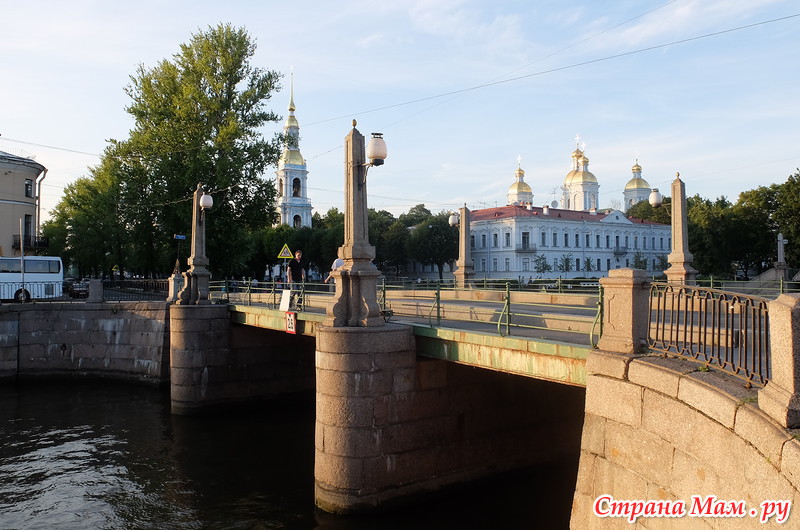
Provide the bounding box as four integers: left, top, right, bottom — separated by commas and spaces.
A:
0, 256, 64, 302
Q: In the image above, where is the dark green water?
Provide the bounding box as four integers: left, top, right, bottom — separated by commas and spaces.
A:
0, 381, 577, 529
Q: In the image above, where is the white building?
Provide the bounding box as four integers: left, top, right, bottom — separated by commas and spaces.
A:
468, 148, 670, 279
274, 77, 313, 228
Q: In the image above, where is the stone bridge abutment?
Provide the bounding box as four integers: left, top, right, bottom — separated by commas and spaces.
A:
571, 269, 800, 528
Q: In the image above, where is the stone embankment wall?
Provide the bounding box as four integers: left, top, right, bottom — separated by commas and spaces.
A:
0, 302, 170, 382
315, 323, 586, 513
571, 350, 800, 529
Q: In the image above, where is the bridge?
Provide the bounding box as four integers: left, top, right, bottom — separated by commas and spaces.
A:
3, 270, 800, 526
224, 280, 598, 387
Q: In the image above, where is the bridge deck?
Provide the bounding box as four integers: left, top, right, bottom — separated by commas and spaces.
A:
229, 303, 590, 387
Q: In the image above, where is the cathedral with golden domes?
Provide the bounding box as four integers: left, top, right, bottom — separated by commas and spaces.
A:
465, 143, 671, 279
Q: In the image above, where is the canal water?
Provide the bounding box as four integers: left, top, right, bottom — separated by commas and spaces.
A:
0, 381, 579, 529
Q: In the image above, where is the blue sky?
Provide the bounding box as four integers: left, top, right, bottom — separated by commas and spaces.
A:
2, 0, 798, 220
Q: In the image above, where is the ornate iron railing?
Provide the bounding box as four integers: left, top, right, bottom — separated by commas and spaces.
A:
649, 282, 770, 387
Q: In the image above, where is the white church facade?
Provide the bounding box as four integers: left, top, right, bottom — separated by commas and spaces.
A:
467, 146, 671, 279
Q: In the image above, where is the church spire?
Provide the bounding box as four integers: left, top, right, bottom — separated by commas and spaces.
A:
288, 69, 296, 113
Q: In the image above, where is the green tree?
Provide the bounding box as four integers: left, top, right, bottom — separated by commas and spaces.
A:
533, 254, 552, 274
771, 171, 800, 267
407, 213, 458, 280
368, 208, 397, 270
47, 24, 284, 278
382, 220, 410, 277
626, 198, 672, 224
583, 257, 594, 273
632, 251, 648, 271
557, 253, 574, 272
399, 204, 432, 227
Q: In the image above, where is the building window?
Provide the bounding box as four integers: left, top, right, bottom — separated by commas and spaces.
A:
576, 258, 581, 271
552, 233, 558, 247
481, 258, 486, 271
24, 214, 32, 242
541, 232, 547, 246
585, 234, 590, 247
606, 258, 611, 270
481, 234, 487, 248
492, 258, 498, 271
652, 237, 656, 249
25, 179, 34, 198
596, 235, 601, 248
504, 233, 511, 247
293, 215, 302, 228
493, 233, 498, 248
504, 258, 510, 271
597, 258, 601, 271
634, 236, 638, 249
522, 258, 530, 271
564, 234, 569, 247
625, 236, 629, 247
615, 235, 620, 248
522, 232, 531, 250
625, 259, 630, 267
606, 235, 610, 248
660, 238, 664, 249
553, 258, 558, 270
575, 234, 580, 248
470, 235, 475, 248
292, 178, 301, 197
643, 237, 647, 249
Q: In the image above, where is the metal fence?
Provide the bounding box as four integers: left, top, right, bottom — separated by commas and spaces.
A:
212, 278, 602, 344
379, 280, 602, 346
0, 281, 65, 302
102, 279, 170, 302
649, 282, 770, 387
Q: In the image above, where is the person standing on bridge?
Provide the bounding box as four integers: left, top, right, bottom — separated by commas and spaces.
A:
287, 250, 305, 309
324, 256, 344, 291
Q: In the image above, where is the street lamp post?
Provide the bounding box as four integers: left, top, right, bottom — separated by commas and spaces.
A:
177, 184, 214, 304
449, 205, 474, 288
776, 232, 789, 280
649, 173, 696, 283
325, 121, 387, 327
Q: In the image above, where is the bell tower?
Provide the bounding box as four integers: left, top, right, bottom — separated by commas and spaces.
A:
275, 73, 312, 228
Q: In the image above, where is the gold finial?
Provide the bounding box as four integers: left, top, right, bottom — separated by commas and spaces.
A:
676, 171, 680, 178
288, 68, 296, 112
352, 119, 357, 128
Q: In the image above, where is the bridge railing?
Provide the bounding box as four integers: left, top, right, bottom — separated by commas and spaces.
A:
694, 277, 800, 300
384, 277, 600, 294
101, 279, 170, 301
380, 280, 603, 346
648, 282, 770, 387
209, 279, 333, 309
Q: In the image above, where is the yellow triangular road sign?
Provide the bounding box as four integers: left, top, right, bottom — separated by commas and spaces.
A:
277, 244, 293, 259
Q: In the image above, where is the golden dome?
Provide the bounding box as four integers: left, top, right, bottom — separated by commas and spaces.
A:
508, 180, 532, 194
564, 169, 598, 185
280, 148, 305, 166
625, 176, 650, 190
632, 162, 642, 172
